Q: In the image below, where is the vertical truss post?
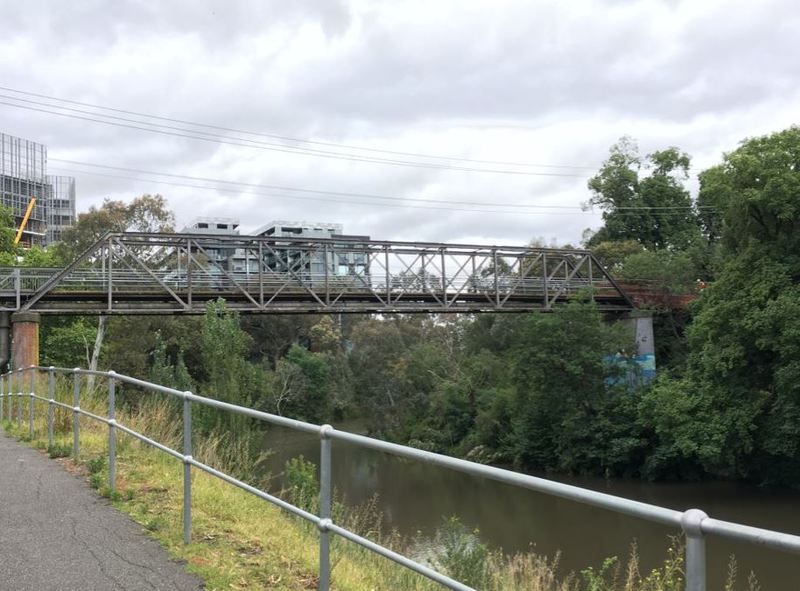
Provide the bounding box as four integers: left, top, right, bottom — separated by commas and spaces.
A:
421, 252, 427, 294
587, 255, 594, 302
177, 244, 182, 283
107, 237, 114, 312
543, 253, 549, 309
471, 256, 476, 294
258, 241, 264, 307
186, 238, 193, 309
324, 243, 330, 306
493, 249, 500, 307
384, 247, 391, 305
440, 248, 446, 304
0, 375, 4, 419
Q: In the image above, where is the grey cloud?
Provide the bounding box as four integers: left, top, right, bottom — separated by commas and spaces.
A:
288, 0, 799, 125
2, 0, 352, 46
1, 0, 798, 248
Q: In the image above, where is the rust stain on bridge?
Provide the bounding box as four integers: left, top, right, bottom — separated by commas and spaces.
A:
0, 232, 634, 315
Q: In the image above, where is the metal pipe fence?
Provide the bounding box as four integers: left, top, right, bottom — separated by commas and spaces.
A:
2, 365, 800, 591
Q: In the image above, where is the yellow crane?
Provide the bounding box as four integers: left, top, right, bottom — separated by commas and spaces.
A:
14, 197, 37, 245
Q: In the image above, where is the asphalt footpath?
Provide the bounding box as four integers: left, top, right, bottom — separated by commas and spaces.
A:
0, 430, 204, 590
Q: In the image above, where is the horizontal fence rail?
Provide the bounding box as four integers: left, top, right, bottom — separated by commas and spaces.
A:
0, 232, 634, 314
2, 365, 800, 591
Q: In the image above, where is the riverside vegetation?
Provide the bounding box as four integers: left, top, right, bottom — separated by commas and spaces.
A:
24, 125, 800, 488
2, 382, 758, 591
1, 126, 796, 587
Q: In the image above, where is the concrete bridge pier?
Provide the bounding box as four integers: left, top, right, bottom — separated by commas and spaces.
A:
11, 311, 39, 370
623, 311, 656, 382
627, 311, 654, 358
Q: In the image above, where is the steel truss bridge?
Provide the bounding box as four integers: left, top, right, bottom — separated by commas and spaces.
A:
0, 232, 633, 315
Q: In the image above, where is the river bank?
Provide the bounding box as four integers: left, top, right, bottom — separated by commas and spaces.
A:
1, 391, 700, 591
261, 420, 800, 590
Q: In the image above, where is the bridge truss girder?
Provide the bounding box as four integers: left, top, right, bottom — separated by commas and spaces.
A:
0, 232, 634, 315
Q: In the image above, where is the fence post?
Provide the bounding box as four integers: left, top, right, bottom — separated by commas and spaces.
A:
682, 509, 708, 591
10, 371, 14, 423
108, 371, 116, 492
28, 365, 35, 439
6, 366, 14, 423
182, 391, 192, 544
72, 369, 80, 460
1, 374, 4, 420
47, 367, 55, 449
7, 371, 12, 422
17, 370, 23, 428
318, 424, 333, 591
9, 371, 13, 423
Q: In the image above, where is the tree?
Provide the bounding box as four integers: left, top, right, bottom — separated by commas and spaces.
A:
646, 127, 800, 484
276, 345, 334, 422
241, 315, 315, 368
617, 250, 698, 294
589, 239, 644, 273
51, 194, 174, 264
148, 331, 193, 392
197, 299, 263, 433
506, 300, 638, 474
41, 318, 97, 368
586, 139, 701, 251
702, 126, 800, 260
49, 195, 176, 386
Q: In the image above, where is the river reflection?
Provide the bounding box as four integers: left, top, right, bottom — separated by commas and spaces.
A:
261, 422, 800, 590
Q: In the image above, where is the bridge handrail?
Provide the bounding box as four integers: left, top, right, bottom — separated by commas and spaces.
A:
3, 366, 799, 591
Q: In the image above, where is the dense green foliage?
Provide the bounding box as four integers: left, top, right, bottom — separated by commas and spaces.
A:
586, 139, 700, 251
642, 126, 800, 484
32, 125, 800, 487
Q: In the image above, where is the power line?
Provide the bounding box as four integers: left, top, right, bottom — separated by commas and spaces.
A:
52, 158, 714, 212
50, 164, 714, 218
0, 97, 588, 177
48, 166, 577, 216
0, 85, 598, 171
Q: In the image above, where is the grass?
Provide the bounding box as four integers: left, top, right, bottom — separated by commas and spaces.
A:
0, 378, 760, 591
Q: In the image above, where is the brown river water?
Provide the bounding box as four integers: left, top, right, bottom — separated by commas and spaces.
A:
260, 422, 800, 590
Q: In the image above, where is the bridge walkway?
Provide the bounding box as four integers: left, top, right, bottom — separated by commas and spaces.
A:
0, 430, 203, 591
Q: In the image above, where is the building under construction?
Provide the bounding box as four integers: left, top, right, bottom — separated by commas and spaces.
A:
0, 132, 75, 247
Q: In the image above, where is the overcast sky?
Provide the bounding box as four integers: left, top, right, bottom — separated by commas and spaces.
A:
1, 0, 798, 246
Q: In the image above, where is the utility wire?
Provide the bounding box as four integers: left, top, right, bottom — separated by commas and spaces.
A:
48, 167, 581, 216
0, 85, 598, 170
53, 158, 712, 211
0, 97, 587, 177
50, 164, 714, 217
